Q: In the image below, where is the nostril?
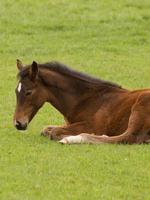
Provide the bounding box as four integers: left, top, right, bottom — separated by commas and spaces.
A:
15, 120, 27, 130
16, 120, 21, 127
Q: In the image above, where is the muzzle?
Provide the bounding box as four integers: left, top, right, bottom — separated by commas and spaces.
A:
14, 119, 28, 130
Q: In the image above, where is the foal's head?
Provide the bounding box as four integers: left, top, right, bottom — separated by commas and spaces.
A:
13, 60, 47, 130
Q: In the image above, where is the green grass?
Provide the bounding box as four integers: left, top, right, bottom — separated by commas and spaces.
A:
0, 0, 150, 199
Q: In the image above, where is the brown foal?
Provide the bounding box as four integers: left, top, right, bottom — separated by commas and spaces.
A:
13, 60, 150, 144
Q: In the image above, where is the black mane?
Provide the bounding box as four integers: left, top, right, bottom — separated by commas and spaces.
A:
18, 61, 122, 89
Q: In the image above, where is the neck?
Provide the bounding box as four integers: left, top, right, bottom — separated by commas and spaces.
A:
38, 67, 124, 121
39, 69, 85, 118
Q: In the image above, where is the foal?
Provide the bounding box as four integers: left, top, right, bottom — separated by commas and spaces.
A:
13, 60, 150, 144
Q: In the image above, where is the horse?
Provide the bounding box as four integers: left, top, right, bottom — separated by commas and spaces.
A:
13, 59, 150, 144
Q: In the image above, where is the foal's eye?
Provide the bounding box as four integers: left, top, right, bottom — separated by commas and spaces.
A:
25, 90, 32, 96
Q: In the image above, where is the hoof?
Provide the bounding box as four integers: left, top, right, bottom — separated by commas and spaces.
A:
41, 130, 49, 137
41, 126, 59, 139
41, 130, 60, 141
41, 131, 45, 136
41, 129, 53, 139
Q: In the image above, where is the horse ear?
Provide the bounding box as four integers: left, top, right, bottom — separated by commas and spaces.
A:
16, 59, 23, 71
30, 61, 38, 81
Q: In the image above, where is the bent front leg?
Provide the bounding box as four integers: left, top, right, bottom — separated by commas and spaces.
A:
41, 121, 93, 140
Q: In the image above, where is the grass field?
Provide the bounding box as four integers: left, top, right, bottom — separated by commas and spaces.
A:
0, 0, 150, 199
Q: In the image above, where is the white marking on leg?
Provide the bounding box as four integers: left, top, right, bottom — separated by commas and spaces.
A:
17, 82, 22, 93
59, 135, 85, 144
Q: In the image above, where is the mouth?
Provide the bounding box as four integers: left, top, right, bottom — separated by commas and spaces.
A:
16, 125, 27, 131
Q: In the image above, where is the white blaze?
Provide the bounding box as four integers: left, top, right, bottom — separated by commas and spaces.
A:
17, 83, 22, 93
